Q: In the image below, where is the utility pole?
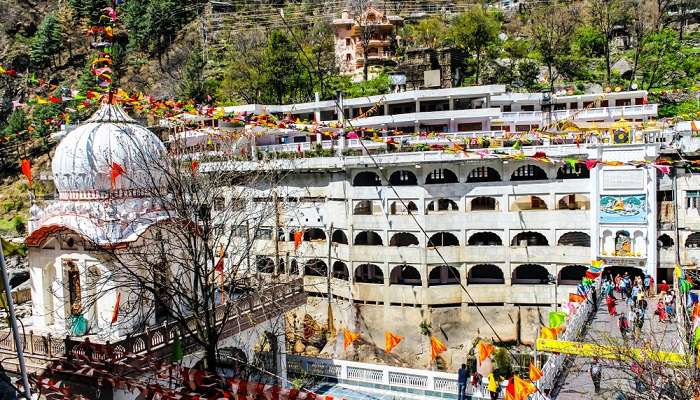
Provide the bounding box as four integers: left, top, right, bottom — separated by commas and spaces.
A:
326, 223, 335, 337
274, 191, 280, 275
0, 245, 32, 399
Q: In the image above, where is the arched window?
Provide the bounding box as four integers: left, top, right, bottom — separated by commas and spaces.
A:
354, 264, 384, 284
353, 171, 381, 186
557, 164, 590, 179
426, 199, 459, 213
256, 257, 275, 273
510, 195, 548, 211
426, 168, 458, 184
558, 232, 591, 247
558, 265, 587, 285
428, 265, 460, 286
511, 231, 549, 246
658, 234, 674, 249
557, 194, 590, 210
304, 259, 327, 277
290, 259, 299, 275
353, 200, 373, 215
354, 231, 383, 246
467, 167, 501, 183
332, 230, 348, 245
686, 233, 700, 248
389, 170, 417, 186
304, 228, 326, 241
390, 201, 418, 215
471, 196, 497, 211
512, 264, 550, 284
511, 165, 547, 181
468, 264, 504, 284
332, 261, 349, 280
389, 232, 419, 247
345, 53, 351, 62
427, 232, 459, 247
468, 232, 502, 246
390, 265, 422, 286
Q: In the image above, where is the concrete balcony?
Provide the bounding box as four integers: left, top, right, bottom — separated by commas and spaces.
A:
500, 105, 657, 124
510, 285, 554, 304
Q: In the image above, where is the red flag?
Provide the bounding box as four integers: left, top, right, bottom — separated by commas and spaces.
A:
294, 231, 303, 250
111, 292, 120, 324
21, 159, 32, 188
585, 270, 601, 279
191, 160, 199, 173
111, 162, 125, 188
584, 160, 600, 170
215, 257, 224, 273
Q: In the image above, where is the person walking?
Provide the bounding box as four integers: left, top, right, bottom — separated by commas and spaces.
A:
457, 363, 468, 400
618, 314, 630, 339
606, 293, 618, 316
589, 358, 602, 394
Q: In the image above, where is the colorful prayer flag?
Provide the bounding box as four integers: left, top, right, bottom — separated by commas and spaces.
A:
430, 336, 447, 359
384, 331, 402, 353
549, 311, 567, 328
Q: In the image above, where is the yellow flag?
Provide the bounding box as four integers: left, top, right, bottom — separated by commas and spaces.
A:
674, 265, 682, 279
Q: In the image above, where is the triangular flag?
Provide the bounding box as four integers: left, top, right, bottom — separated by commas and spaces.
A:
21, 159, 32, 188
111, 292, 120, 325
514, 375, 536, 400
691, 303, 700, 320
430, 336, 447, 359
529, 362, 543, 382
478, 341, 495, 362
569, 293, 586, 303
549, 311, 567, 328
584, 159, 600, 170
539, 326, 562, 339
294, 230, 303, 250
343, 328, 360, 350
585, 270, 601, 279
691, 120, 699, 133
504, 378, 516, 400
111, 162, 125, 188
385, 331, 402, 353
191, 160, 199, 173
681, 279, 693, 294
675, 265, 684, 279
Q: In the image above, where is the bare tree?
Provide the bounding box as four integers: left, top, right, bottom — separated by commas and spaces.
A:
628, 0, 658, 89
588, 0, 628, 85
350, 0, 379, 82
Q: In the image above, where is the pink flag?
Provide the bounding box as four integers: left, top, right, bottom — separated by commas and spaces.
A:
584, 160, 600, 170
653, 164, 671, 175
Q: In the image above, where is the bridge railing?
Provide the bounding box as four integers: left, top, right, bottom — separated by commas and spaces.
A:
539, 280, 600, 391
0, 278, 306, 365
287, 355, 503, 399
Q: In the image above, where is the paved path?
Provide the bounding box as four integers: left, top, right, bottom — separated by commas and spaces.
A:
555, 294, 683, 400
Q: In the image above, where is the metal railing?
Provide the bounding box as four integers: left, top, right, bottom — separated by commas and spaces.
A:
287, 355, 505, 399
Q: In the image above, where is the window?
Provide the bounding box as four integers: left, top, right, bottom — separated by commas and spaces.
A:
345, 38, 351, 46
346, 54, 351, 62
687, 191, 700, 209
233, 225, 247, 237
521, 105, 535, 111
511, 165, 547, 181
467, 167, 500, 183
254, 228, 272, 240
502, 105, 511, 112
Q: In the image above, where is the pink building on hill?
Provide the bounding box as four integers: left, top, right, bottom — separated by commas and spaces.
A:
333, 6, 404, 78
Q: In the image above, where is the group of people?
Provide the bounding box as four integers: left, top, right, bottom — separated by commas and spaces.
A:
456, 364, 552, 400
602, 272, 659, 340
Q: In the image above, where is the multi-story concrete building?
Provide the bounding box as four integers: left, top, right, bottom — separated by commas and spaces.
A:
192, 86, 664, 368
333, 6, 403, 77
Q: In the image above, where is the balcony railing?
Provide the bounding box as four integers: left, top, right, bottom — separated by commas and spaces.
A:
501, 104, 658, 123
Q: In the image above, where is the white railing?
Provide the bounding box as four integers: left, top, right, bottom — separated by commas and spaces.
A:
286, 355, 504, 399
501, 104, 657, 123
539, 279, 601, 392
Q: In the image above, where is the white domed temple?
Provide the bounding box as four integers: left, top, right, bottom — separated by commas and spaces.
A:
25, 103, 170, 337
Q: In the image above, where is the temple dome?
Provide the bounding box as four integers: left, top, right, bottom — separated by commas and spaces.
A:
51, 103, 166, 198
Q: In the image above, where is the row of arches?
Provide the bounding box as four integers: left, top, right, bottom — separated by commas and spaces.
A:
352, 165, 590, 187
353, 194, 590, 215
294, 229, 590, 247
258, 258, 589, 286
344, 230, 590, 247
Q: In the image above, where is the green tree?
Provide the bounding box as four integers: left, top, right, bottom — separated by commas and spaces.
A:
588, 0, 628, 85
31, 12, 64, 68
638, 28, 690, 89
405, 16, 448, 49
179, 44, 214, 102
2, 109, 28, 140
529, 2, 581, 91
261, 31, 303, 104
448, 7, 501, 84
573, 25, 606, 58
69, 0, 110, 25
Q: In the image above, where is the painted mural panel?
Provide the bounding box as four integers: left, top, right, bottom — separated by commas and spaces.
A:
599, 194, 646, 223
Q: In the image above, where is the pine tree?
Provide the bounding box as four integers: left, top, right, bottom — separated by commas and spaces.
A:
31, 12, 63, 69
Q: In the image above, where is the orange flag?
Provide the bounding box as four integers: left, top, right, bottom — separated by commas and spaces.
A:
20, 159, 32, 188
569, 293, 586, 303
693, 303, 700, 320
111, 292, 121, 325
529, 362, 543, 382
343, 328, 360, 350
293, 231, 303, 250
111, 161, 125, 188
514, 375, 536, 400
385, 331, 402, 353
430, 336, 447, 359
539, 327, 562, 339
478, 341, 495, 362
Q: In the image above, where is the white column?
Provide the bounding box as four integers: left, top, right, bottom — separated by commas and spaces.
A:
647, 167, 658, 280
591, 152, 601, 260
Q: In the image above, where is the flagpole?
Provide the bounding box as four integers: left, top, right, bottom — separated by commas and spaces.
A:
0, 244, 32, 399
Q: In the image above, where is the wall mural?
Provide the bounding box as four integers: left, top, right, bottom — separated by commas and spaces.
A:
599, 194, 647, 224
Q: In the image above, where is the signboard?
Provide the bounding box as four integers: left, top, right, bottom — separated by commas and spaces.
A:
602, 169, 644, 190
536, 338, 686, 365
424, 70, 441, 88
599, 194, 646, 224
